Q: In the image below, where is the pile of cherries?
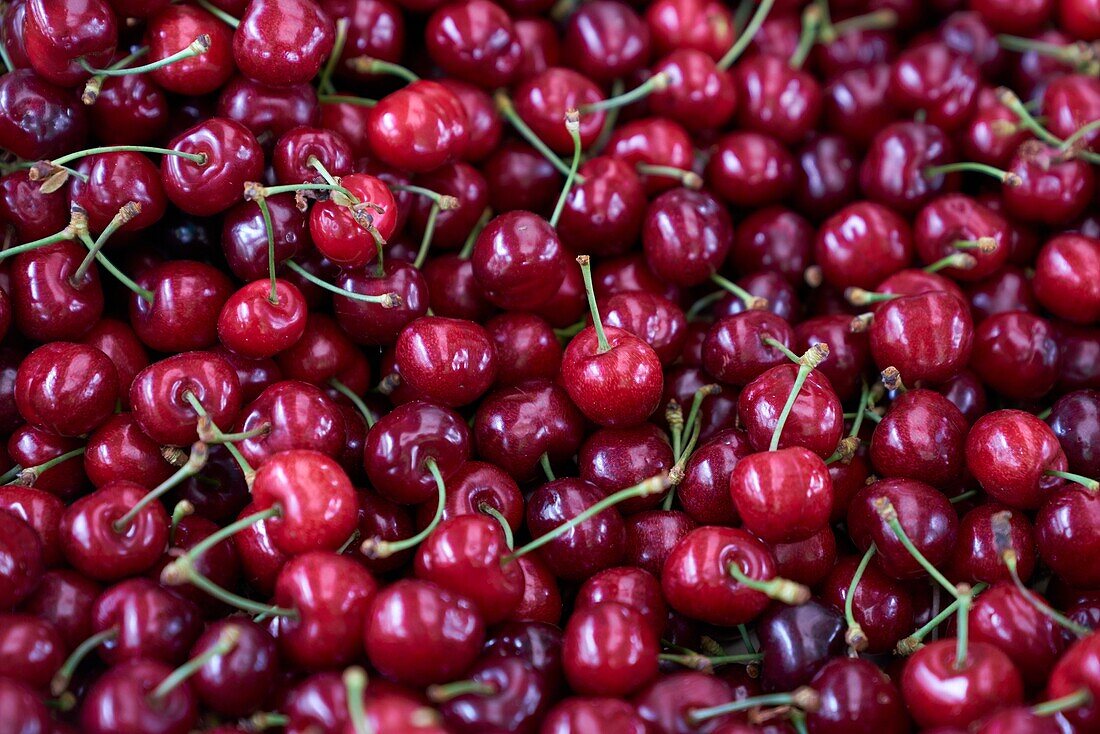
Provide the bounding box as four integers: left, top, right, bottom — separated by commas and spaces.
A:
1, 0, 1100, 731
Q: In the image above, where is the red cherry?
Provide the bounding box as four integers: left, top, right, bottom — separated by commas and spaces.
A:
871, 389, 968, 488
232, 0, 334, 87
969, 312, 1059, 400
22, 0, 117, 87
217, 279, 308, 360
426, 0, 522, 87
513, 67, 605, 152
368, 80, 469, 173
562, 602, 658, 697
815, 201, 912, 289
394, 316, 498, 408
15, 342, 118, 438
471, 210, 566, 310
129, 351, 242, 447
730, 447, 833, 543
1033, 233, 1100, 325
0, 509, 43, 608
162, 117, 264, 217
869, 290, 973, 386
145, 4, 235, 95
738, 362, 844, 458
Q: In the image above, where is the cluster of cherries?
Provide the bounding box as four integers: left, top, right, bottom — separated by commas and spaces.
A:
1, 0, 1100, 731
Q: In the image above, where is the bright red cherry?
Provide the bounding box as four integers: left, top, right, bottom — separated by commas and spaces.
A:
15, 342, 118, 438
232, 0, 335, 87
562, 602, 658, 697
730, 447, 833, 544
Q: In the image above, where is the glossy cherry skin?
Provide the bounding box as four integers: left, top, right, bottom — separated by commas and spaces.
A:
860, 121, 956, 215
510, 554, 562, 625
232, 0, 334, 87
815, 201, 912, 289
320, 0, 405, 83
757, 601, 845, 692
251, 450, 358, 555
11, 242, 104, 342
562, 601, 658, 698
0, 169, 67, 243
471, 210, 565, 310
484, 312, 561, 386
967, 266, 1039, 324
368, 80, 468, 172
869, 291, 973, 386
90, 578, 202, 665
579, 424, 673, 514
561, 1, 648, 83
556, 157, 646, 258
483, 140, 562, 217
217, 279, 307, 360
364, 579, 485, 686
19, 569, 99, 650
513, 16, 559, 78
513, 67, 605, 153
0, 510, 43, 608
0, 614, 63, 690
730, 206, 813, 285
335, 260, 429, 346
1036, 485, 1100, 589
233, 380, 345, 468
0, 483, 64, 566
1047, 633, 1100, 731
970, 312, 1059, 401
140, 4, 234, 96
22, 0, 116, 86
966, 410, 1067, 510
974, 707, 1062, 734
649, 49, 736, 132
414, 459, 523, 533
871, 389, 968, 488
274, 311, 359, 386
68, 152, 166, 234
888, 43, 979, 131
848, 478, 958, 580
703, 310, 795, 388
1048, 389, 1100, 477
15, 342, 117, 438
408, 162, 490, 252
221, 195, 308, 282
272, 126, 353, 186
807, 658, 909, 734
1003, 142, 1095, 226
604, 117, 694, 196
474, 379, 585, 482
426, 0, 521, 87
950, 502, 1037, 584
730, 447, 833, 544
188, 619, 277, 718
705, 131, 795, 208
414, 515, 522, 624
422, 254, 495, 323
1033, 234, 1100, 325
679, 429, 753, 525
822, 64, 897, 148
526, 478, 626, 581
794, 314, 871, 403
643, 188, 733, 286
162, 117, 264, 217
659, 367, 737, 442
773, 526, 837, 588
662, 526, 779, 626
59, 482, 168, 582
901, 639, 1024, 730
0, 70, 87, 160
437, 656, 549, 733
562, 325, 663, 428
364, 400, 470, 504
216, 76, 320, 145
273, 551, 377, 670
130, 260, 235, 354
736, 54, 822, 144
820, 555, 914, 654
80, 319, 149, 411
967, 583, 1067, 690
394, 316, 498, 408
79, 658, 198, 734
739, 364, 844, 458
130, 351, 242, 446
0, 679, 51, 734
913, 194, 1009, 281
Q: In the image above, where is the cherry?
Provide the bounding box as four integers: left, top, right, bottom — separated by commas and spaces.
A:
649, 49, 736, 132
660, 367, 738, 442
321, 0, 406, 83
869, 290, 973, 386
646, 0, 733, 60
129, 351, 242, 447
211, 347, 282, 405
510, 554, 562, 625
0, 614, 64, 691
703, 310, 795, 387
511, 67, 605, 152
807, 657, 909, 734
823, 64, 897, 148
221, 194, 308, 282
483, 141, 562, 216
730, 207, 814, 285
736, 54, 822, 145
272, 126, 353, 185
706, 131, 796, 208
871, 389, 968, 487
967, 410, 1070, 509
970, 312, 1059, 401
1059, 0, 1100, 40
731, 447, 833, 543
20, 569, 100, 650
967, 265, 1040, 323
961, 88, 1031, 169
0, 509, 43, 608
557, 157, 647, 258
514, 16, 561, 78
232, 501, 287, 596
1046, 633, 1100, 731
564, 1, 650, 83
967, 583, 1068, 690
912, 194, 1009, 281
739, 360, 844, 458
900, 639, 1024, 730
22, 0, 116, 87
1033, 233, 1100, 325
1048, 389, 1100, 477
1043, 73, 1100, 150
605, 117, 695, 195
0, 170, 68, 243
426, 0, 521, 87
394, 316, 498, 408
974, 707, 1062, 734
950, 502, 1037, 584
79, 658, 199, 734
814, 201, 912, 289
368, 80, 469, 173
1003, 141, 1095, 226
364, 400, 470, 504
189, 618, 277, 718
434, 81, 499, 163
678, 428, 752, 525
888, 42, 979, 131
773, 525, 837, 588
594, 253, 681, 303
860, 120, 957, 215
1036, 485, 1100, 589
792, 133, 860, 221
364, 578, 486, 686
334, 260, 429, 345
216, 76, 320, 145
0, 70, 87, 160
485, 312, 561, 385
472, 210, 565, 310
162, 117, 264, 218
524, 478, 628, 581
89, 578, 202, 666
757, 601, 846, 692
0, 679, 51, 733
15, 342, 117, 438
232, 380, 345, 469
11, 241, 105, 342
0, 482, 64, 566
432, 656, 550, 733
145, 4, 234, 95
232, 0, 334, 87
662, 525, 808, 627
541, 697, 648, 734
79, 319, 149, 411
562, 602, 658, 697
422, 254, 495, 323
579, 424, 674, 513
794, 314, 870, 403
820, 554, 914, 654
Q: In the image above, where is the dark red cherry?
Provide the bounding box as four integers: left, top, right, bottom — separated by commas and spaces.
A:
557, 157, 647, 258
860, 121, 956, 214
368, 80, 469, 173
89, 71, 168, 145
950, 502, 1037, 584
823, 64, 897, 148
913, 194, 1009, 281
562, 602, 658, 697
221, 194, 308, 282
0, 170, 68, 243
471, 211, 565, 310
272, 125, 353, 185
438, 80, 500, 163
820, 554, 914, 654
605, 116, 695, 195
364, 400, 471, 504
541, 697, 648, 734
364, 579, 486, 686
773, 525, 837, 588
1036, 485, 1100, 589
20, 569, 100, 649
808, 658, 909, 734
562, 323, 664, 428
564, 0, 649, 83
22, 0, 115, 86
736, 54, 822, 144
0, 483, 65, 566
970, 312, 1059, 400
757, 601, 845, 692
1003, 142, 1095, 226
645, 0, 733, 60
216, 75, 320, 144
967, 582, 1067, 690
731, 206, 814, 285
678, 429, 752, 525
1033, 234, 1100, 325
513, 67, 605, 152
514, 16, 560, 77
643, 188, 733, 287
145, 4, 235, 95
739, 363, 844, 458
394, 316, 497, 408
334, 260, 429, 346
579, 424, 673, 514
703, 310, 795, 387
189, 618, 277, 718
130, 260, 234, 353
706, 131, 796, 208
232, 0, 334, 87
162, 117, 264, 217
483, 140, 562, 216
525, 478, 627, 581
1046, 632, 1100, 731
967, 410, 1067, 510
59, 482, 169, 581
0, 70, 87, 160
80, 657, 199, 734
15, 342, 118, 438
510, 555, 561, 625
815, 201, 912, 289
91, 577, 202, 665
80, 319, 149, 411
217, 279, 307, 360
426, 0, 521, 87
869, 291, 973, 386
793, 134, 861, 222
320, 0, 405, 84
435, 655, 550, 733
961, 88, 1030, 169
129, 351, 242, 447
11, 242, 104, 342
794, 315, 870, 403
649, 49, 736, 132
0, 509, 43, 608
233, 380, 345, 469
1048, 389, 1100, 477
888, 42, 979, 131
484, 312, 561, 386
871, 389, 968, 487
69, 153, 166, 233
730, 447, 833, 544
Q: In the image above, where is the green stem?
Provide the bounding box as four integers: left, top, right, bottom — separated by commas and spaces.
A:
0, 25, 13, 73
151, 627, 240, 702
427, 679, 497, 702
10, 447, 85, 487
682, 385, 718, 451
590, 79, 625, 154
170, 500, 194, 544
844, 545, 875, 651
82, 47, 150, 104
261, 181, 356, 202
549, 112, 583, 228
195, 0, 240, 27
73, 201, 141, 284
849, 381, 871, 438
949, 490, 977, 504
495, 91, 574, 177
80, 35, 211, 77
174, 554, 298, 618
1045, 469, 1099, 492
925, 161, 1018, 184
347, 57, 418, 83
769, 344, 829, 451
504, 475, 669, 563
718, 0, 777, 69
361, 458, 446, 558
727, 561, 810, 605
52, 145, 205, 168
414, 202, 441, 269
284, 260, 397, 305
669, 420, 701, 487
76, 231, 155, 303
844, 287, 901, 306
711, 273, 765, 310
539, 453, 556, 482
0, 464, 21, 485
319, 93, 377, 107
954, 588, 972, 669
658, 652, 763, 669
182, 391, 254, 477
924, 252, 976, 273
344, 667, 375, 734
459, 207, 492, 259
112, 443, 208, 533
789, 4, 821, 69
0, 229, 75, 261
828, 8, 897, 37
51, 628, 118, 696
686, 290, 725, 321
580, 74, 669, 114
318, 18, 348, 95
634, 164, 701, 189
687, 691, 805, 725
876, 498, 960, 598
329, 378, 375, 428
997, 87, 1065, 146
576, 255, 610, 353
479, 503, 514, 549
1033, 689, 1093, 717
739, 624, 757, 654
895, 583, 987, 655
1005, 552, 1092, 637
256, 196, 279, 303
762, 336, 800, 364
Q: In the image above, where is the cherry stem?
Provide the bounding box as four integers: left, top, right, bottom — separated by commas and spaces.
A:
76, 229, 155, 303
83, 47, 150, 105
874, 497, 960, 598
844, 545, 876, 652
576, 255, 611, 353
924, 162, 1021, 186
686, 290, 725, 320
711, 273, 768, 310
361, 458, 446, 559
997, 34, 1099, 71
113, 442, 208, 533
952, 237, 998, 253
727, 561, 811, 605
682, 385, 719, 451
254, 196, 279, 304
250, 713, 291, 730
635, 164, 702, 189
1045, 469, 1099, 492
505, 474, 670, 564
199, 421, 268, 444
953, 585, 973, 670
151, 627, 239, 702
1033, 689, 1093, 717
459, 207, 492, 260
330, 378, 376, 428
719, 0, 776, 69
50, 145, 206, 169
414, 202, 442, 269
844, 287, 899, 306
666, 399, 684, 461
428, 679, 497, 703
789, 4, 822, 69
658, 652, 763, 671
318, 18, 349, 95
9, 446, 85, 487
479, 503, 514, 549
1064, 122, 1100, 152
669, 419, 701, 487
591, 78, 625, 154
0, 206, 87, 261
824, 8, 897, 40
181, 391, 254, 478
72, 201, 141, 285
895, 582, 987, 655
948, 489, 977, 504
762, 336, 801, 364
687, 688, 818, 725
0, 26, 13, 74
924, 252, 976, 273
0, 464, 22, 485
494, 91, 574, 177
581, 73, 669, 114
550, 110, 583, 228
347, 56, 419, 83
344, 666, 375, 734
739, 624, 757, 654
50, 627, 118, 696
769, 343, 829, 451
259, 181, 357, 204
319, 93, 377, 107
849, 381, 871, 438
996, 88, 1065, 147
539, 452, 556, 482
337, 529, 361, 555
194, 0, 240, 27
170, 500, 194, 543
81, 35, 210, 79
284, 260, 399, 306
880, 366, 906, 393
